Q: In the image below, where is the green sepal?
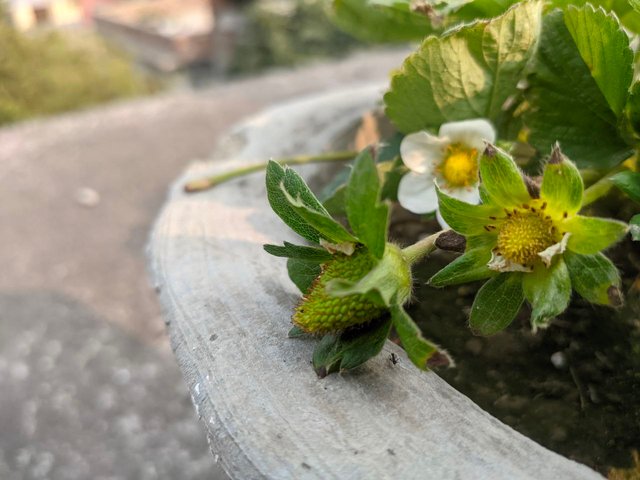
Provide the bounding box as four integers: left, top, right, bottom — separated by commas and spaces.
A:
319, 164, 351, 217
429, 247, 496, 287
288, 325, 311, 338
479, 145, 531, 208
287, 258, 321, 294
390, 303, 452, 370
540, 147, 584, 217
610, 171, 640, 203
630, 214, 640, 241
325, 244, 411, 308
522, 259, 571, 330
266, 160, 327, 243
436, 186, 501, 235
564, 251, 622, 306
312, 316, 392, 378
264, 242, 333, 262
346, 150, 389, 259
322, 184, 348, 217
564, 216, 628, 255
470, 273, 524, 335
281, 185, 358, 245
478, 184, 495, 206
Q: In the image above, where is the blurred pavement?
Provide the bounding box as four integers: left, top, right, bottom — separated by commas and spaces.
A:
0, 49, 407, 480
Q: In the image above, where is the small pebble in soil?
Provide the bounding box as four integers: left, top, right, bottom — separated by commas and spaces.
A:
550, 351, 568, 370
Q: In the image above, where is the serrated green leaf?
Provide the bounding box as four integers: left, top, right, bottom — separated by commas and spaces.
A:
522, 259, 571, 329
437, 186, 502, 235
479, 145, 530, 207
390, 303, 451, 370
346, 150, 389, 259
429, 246, 496, 287
287, 258, 321, 294
281, 184, 358, 244
331, 0, 434, 43
624, 82, 640, 140
564, 5, 633, 117
266, 161, 325, 243
564, 250, 621, 306
564, 215, 628, 254
312, 317, 392, 377
525, 8, 633, 168
540, 148, 584, 217
452, 0, 518, 21
384, 1, 542, 134
470, 273, 524, 335
264, 242, 333, 262
629, 214, 640, 241
610, 171, 640, 203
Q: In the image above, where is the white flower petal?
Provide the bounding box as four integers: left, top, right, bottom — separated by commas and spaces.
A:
400, 131, 447, 174
446, 185, 481, 205
398, 172, 438, 214
439, 119, 496, 152
487, 252, 533, 273
538, 233, 571, 267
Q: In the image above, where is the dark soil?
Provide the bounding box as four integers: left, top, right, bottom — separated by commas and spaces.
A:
393, 216, 640, 476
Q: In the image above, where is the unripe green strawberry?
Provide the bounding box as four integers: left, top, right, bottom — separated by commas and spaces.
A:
293, 245, 411, 334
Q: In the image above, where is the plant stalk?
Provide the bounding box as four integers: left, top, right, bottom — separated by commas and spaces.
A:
581, 164, 628, 207
402, 231, 445, 265
184, 150, 357, 193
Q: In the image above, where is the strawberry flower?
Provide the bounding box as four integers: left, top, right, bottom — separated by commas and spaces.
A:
430, 144, 628, 333
398, 119, 496, 214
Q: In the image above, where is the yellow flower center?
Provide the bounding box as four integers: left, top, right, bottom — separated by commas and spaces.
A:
496, 209, 558, 266
439, 144, 479, 188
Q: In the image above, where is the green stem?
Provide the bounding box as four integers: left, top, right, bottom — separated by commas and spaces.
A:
184, 150, 357, 193
581, 164, 628, 207
402, 231, 444, 265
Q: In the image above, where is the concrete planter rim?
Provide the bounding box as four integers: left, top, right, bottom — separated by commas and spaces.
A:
148, 84, 603, 480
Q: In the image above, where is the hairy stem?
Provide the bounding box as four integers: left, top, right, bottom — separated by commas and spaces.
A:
402, 231, 445, 265
184, 150, 357, 193
581, 164, 628, 207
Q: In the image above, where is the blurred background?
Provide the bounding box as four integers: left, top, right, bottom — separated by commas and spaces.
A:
0, 1, 406, 478
0, 0, 367, 126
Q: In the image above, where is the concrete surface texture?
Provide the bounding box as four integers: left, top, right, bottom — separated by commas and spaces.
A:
0, 49, 407, 480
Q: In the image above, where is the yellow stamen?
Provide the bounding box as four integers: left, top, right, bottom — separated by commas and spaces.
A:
439, 144, 478, 188
496, 209, 558, 265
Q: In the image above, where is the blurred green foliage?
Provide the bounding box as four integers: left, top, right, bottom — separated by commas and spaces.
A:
229, 0, 364, 75
0, 19, 158, 125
